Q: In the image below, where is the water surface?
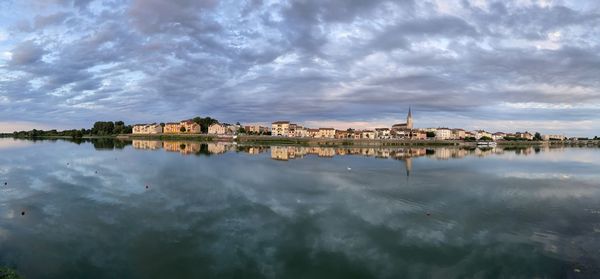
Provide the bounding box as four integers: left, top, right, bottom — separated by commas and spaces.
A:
0, 138, 599, 278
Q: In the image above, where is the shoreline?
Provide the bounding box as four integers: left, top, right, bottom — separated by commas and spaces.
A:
5, 134, 598, 147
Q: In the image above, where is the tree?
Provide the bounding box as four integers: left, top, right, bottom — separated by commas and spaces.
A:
92, 121, 115, 135
480, 136, 493, 141
180, 126, 187, 132
426, 131, 436, 138
238, 127, 246, 134
192, 117, 219, 133
534, 132, 542, 141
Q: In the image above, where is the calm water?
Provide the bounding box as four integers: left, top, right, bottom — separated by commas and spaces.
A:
0, 138, 599, 278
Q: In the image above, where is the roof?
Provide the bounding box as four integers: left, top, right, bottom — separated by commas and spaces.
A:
375, 128, 390, 131
319, 128, 335, 130
272, 121, 290, 124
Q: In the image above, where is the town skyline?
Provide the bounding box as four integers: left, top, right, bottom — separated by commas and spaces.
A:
1, 1, 600, 136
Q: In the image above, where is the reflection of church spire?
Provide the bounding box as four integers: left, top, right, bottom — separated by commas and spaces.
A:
405, 157, 412, 177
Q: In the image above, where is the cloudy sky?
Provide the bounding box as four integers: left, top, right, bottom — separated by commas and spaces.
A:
1, 0, 599, 136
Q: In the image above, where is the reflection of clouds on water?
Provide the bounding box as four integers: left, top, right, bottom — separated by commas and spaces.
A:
0, 138, 599, 277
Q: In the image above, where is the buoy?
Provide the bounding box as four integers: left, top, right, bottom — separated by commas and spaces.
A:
21, 211, 25, 216
347, 167, 351, 171
145, 185, 149, 189
426, 213, 431, 216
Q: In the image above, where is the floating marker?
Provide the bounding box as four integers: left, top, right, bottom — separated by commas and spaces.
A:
426, 213, 431, 216
21, 211, 25, 216
347, 167, 351, 171
145, 185, 149, 189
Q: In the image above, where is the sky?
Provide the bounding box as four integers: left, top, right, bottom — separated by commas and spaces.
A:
0, 0, 599, 136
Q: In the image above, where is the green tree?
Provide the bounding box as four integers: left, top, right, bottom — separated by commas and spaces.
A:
180, 126, 187, 132
480, 136, 493, 141
534, 132, 542, 141
92, 121, 115, 135
192, 117, 219, 133
426, 131, 436, 138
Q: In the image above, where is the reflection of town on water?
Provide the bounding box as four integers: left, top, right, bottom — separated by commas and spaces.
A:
130, 140, 561, 159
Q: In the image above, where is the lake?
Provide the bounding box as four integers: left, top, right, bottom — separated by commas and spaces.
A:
0, 138, 599, 278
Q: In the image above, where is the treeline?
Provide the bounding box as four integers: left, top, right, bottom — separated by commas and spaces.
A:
10, 121, 133, 139
6, 116, 222, 139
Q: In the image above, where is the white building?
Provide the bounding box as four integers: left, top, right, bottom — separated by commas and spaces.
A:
435, 128, 452, 140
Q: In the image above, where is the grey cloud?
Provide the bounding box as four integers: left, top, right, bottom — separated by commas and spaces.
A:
9, 40, 46, 66
127, 0, 220, 34
33, 12, 72, 29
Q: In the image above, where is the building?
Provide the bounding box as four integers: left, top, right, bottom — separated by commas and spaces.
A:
163, 120, 201, 134
492, 132, 506, 141
475, 130, 492, 140
361, 130, 375, 139
208, 123, 230, 135
132, 123, 162, 134
451, 129, 466, 140
294, 126, 308, 137
163, 122, 180, 134
272, 121, 290, 136
435, 128, 452, 140
411, 130, 427, 140
245, 125, 270, 134
317, 128, 335, 138
516, 132, 534, 140
335, 130, 350, 139
307, 129, 319, 138
375, 128, 391, 139
392, 107, 413, 130
543, 134, 565, 141
181, 120, 201, 133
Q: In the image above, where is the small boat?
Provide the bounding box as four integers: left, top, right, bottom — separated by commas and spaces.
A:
477, 141, 497, 147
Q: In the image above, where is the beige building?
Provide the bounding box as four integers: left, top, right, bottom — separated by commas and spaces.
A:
492, 132, 506, 141
132, 123, 163, 134
411, 130, 427, 140
451, 129, 466, 140
375, 128, 391, 139
516, 132, 534, 140
475, 130, 492, 140
245, 125, 270, 134
208, 123, 229, 135
164, 120, 201, 134
294, 126, 309, 137
272, 121, 290, 136
543, 134, 565, 141
335, 130, 351, 139
317, 128, 335, 138
435, 128, 452, 140
361, 130, 376, 139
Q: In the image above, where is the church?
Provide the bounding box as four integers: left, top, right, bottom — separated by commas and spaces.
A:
392, 107, 413, 130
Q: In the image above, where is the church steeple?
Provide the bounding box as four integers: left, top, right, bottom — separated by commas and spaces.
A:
406, 106, 413, 129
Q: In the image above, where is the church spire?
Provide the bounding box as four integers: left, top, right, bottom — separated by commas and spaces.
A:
406, 106, 413, 129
